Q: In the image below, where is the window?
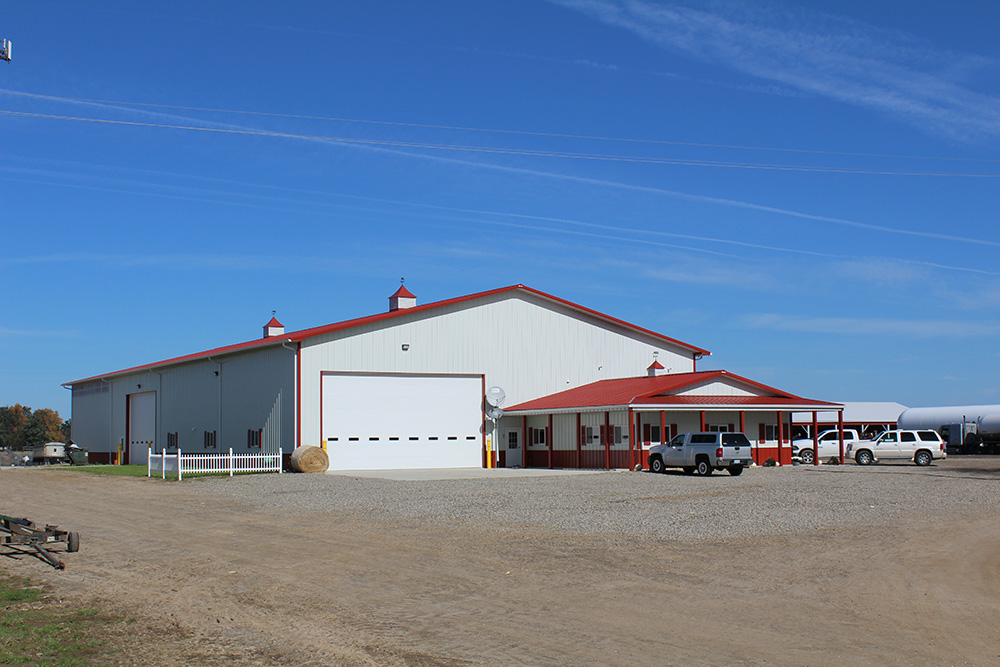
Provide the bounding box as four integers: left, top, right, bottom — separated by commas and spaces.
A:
247, 429, 262, 448
204, 430, 217, 449
585, 426, 597, 444
649, 425, 661, 443
918, 431, 941, 442
707, 424, 729, 433
507, 431, 519, 449
763, 424, 780, 441
901, 432, 916, 442
669, 434, 685, 447
690, 433, 717, 444
167, 432, 179, 449
614, 426, 625, 445
531, 428, 546, 446
722, 433, 752, 447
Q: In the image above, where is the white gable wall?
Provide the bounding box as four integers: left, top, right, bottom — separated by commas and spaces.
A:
676, 380, 758, 397
299, 291, 697, 449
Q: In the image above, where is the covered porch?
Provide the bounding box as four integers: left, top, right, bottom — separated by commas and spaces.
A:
499, 370, 842, 470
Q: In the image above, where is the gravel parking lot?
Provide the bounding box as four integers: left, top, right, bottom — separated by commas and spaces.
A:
3, 458, 1000, 666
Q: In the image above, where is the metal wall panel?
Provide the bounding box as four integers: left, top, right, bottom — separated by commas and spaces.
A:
69, 382, 111, 452
299, 291, 696, 448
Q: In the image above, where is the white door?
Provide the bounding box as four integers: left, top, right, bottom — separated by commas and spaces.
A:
504, 427, 522, 467
321, 373, 483, 470
127, 391, 156, 464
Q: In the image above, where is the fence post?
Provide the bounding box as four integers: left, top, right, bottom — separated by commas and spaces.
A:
278, 447, 283, 474
147, 447, 151, 477
161, 449, 166, 480
178, 448, 183, 481
229, 447, 234, 477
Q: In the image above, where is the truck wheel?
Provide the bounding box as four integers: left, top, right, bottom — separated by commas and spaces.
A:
696, 459, 713, 476
914, 450, 932, 466
649, 456, 665, 473
855, 450, 873, 466
728, 465, 744, 476
799, 449, 814, 465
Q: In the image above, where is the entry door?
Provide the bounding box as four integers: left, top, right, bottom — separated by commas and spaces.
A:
127, 391, 156, 464
504, 427, 522, 467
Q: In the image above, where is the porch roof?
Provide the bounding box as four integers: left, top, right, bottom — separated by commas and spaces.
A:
505, 370, 841, 415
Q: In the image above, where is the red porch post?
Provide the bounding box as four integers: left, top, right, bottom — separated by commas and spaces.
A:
604, 411, 611, 470
660, 411, 666, 444
576, 412, 582, 468
699, 410, 706, 431
547, 413, 553, 469
811, 411, 819, 466
739, 411, 745, 434
777, 411, 783, 465
628, 408, 635, 470
522, 415, 528, 469
838, 411, 845, 465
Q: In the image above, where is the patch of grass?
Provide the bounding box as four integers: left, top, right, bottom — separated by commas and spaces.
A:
56, 464, 148, 477
0, 572, 120, 666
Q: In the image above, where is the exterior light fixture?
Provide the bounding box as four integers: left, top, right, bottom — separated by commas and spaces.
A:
402, 344, 410, 351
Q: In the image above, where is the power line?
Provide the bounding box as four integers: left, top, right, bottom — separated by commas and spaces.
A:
2, 89, 997, 165
1, 109, 998, 178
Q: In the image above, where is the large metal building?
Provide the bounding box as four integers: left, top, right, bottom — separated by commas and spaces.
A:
65, 284, 839, 470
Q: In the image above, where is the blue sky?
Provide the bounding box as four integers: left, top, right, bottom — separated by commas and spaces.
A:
3, 0, 1000, 418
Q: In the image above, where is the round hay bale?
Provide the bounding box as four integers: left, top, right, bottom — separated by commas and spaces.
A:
290, 445, 329, 473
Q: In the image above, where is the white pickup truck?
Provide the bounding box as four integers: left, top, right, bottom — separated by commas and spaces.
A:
647, 432, 753, 476
790, 429, 861, 464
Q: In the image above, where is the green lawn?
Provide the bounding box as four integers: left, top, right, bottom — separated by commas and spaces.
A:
56, 464, 149, 477
0, 572, 122, 666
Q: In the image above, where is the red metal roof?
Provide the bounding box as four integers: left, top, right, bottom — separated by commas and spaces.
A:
390, 285, 416, 299
65, 285, 710, 385
506, 370, 840, 412
647, 360, 665, 370
264, 316, 283, 328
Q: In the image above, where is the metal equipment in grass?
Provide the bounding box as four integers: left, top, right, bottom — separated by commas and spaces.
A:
1, 513, 80, 570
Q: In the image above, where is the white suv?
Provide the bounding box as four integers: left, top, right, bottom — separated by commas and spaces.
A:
851, 430, 946, 466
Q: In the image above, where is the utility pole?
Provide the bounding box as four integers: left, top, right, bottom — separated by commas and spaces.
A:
0, 39, 10, 62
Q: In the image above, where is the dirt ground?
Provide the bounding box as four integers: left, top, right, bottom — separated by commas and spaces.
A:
2, 464, 999, 667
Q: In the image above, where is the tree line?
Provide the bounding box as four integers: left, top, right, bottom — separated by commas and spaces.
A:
0, 405, 71, 450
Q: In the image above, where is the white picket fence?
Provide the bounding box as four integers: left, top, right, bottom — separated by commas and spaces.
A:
147, 447, 283, 480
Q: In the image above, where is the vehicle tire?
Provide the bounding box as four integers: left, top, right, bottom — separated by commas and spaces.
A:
649, 456, 665, 473
67, 532, 80, 553
682, 466, 696, 475
855, 450, 874, 466
799, 449, 814, 465
728, 465, 744, 476
696, 458, 713, 476
914, 450, 932, 467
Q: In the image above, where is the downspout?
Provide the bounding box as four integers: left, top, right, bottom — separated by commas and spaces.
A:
280, 340, 299, 451
101, 377, 114, 459
150, 369, 164, 454
208, 357, 223, 450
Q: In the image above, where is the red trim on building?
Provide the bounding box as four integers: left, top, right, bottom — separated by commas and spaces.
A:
65, 285, 709, 387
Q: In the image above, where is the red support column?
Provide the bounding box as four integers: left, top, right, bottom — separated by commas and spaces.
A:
522, 415, 528, 469
812, 411, 819, 466
838, 411, 845, 465
777, 411, 783, 466
699, 410, 706, 431
547, 413, 553, 469
604, 411, 611, 470
628, 408, 635, 470
739, 411, 745, 434
576, 412, 582, 468
660, 411, 666, 444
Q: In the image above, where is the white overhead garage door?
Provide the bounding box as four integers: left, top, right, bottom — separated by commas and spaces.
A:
321, 373, 483, 470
